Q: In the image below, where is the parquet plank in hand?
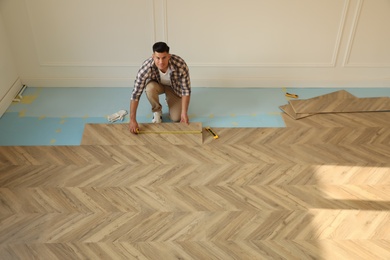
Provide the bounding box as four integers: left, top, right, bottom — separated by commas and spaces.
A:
81, 122, 203, 145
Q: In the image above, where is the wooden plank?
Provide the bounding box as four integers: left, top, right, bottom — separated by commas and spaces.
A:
288, 90, 357, 115
81, 122, 203, 145
290, 97, 390, 115
279, 104, 312, 119
289, 92, 390, 115
282, 111, 390, 128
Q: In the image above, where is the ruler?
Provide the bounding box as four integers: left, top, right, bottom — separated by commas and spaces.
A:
137, 130, 202, 134
135, 122, 203, 135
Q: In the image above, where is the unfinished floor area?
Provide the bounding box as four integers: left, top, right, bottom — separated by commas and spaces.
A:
1, 87, 390, 145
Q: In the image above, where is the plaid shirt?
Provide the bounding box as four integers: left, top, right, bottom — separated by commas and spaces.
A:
131, 54, 191, 101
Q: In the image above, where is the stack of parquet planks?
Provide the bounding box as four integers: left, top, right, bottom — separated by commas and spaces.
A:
280, 90, 390, 122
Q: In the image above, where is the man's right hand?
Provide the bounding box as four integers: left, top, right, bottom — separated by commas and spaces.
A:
129, 120, 139, 134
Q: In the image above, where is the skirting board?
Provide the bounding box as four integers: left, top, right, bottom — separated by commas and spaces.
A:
19, 77, 390, 89
0, 78, 23, 118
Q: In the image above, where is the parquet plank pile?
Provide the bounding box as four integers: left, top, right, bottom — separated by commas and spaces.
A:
280, 90, 390, 120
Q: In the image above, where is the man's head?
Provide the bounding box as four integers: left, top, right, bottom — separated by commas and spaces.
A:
152, 42, 171, 73
153, 42, 170, 53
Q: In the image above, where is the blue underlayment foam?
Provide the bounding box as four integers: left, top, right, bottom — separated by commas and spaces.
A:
1, 87, 389, 146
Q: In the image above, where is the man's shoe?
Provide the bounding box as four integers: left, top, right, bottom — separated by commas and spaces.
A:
152, 111, 162, 123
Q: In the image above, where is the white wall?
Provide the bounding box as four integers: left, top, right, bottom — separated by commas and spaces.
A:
1, 0, 390, 89
0, 9, 21, 116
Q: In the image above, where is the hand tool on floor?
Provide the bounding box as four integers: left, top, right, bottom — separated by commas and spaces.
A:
205, 127, 219, 139
285, 92, 299, 98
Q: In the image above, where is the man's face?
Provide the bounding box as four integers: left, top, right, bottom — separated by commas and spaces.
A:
153, 52, 170, 72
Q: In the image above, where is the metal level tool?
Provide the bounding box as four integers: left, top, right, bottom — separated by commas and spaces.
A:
205, 127, 219, 139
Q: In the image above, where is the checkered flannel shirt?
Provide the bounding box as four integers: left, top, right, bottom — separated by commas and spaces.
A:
131, 54, 191, 101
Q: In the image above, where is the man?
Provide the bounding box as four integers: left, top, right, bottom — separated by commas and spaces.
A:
129, 42, 191, 134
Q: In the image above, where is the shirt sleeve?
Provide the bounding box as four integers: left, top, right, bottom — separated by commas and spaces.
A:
175, 56, 191, 96
181, 66, 191, 96
131, 58, 152, 101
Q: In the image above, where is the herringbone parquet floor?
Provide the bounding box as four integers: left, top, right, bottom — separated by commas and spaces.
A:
1, 114, 390, 259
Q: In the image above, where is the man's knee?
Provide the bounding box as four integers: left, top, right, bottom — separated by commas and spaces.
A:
170, 113, 181, 122
145, 81, 160, 93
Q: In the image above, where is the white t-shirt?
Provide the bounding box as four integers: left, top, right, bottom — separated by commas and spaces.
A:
159, 68, 171, 86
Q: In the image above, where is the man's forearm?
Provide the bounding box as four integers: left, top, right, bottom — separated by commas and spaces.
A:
181, 95, 190, 115
130, 99, 139, 121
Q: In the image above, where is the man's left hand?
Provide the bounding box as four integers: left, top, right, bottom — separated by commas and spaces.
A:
180, 113, 189, 124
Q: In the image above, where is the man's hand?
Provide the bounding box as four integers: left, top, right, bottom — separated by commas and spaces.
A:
129, 100, 139, 134
180, 113, 189, 124
180, 95, 190, 125
129, 120, 139, 134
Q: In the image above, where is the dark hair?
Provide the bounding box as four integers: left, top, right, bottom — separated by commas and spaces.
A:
153, 42, 170, 53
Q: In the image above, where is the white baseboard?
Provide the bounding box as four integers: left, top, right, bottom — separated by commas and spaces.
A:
0, 78, 23, 118
19, 77, 390, 89
20, 78, 133, 88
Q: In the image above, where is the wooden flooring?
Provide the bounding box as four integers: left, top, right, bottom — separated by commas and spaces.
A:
1, 114, 390, 259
